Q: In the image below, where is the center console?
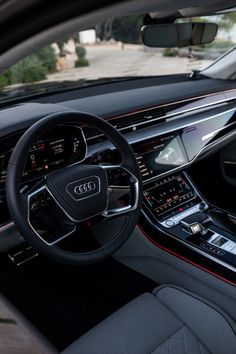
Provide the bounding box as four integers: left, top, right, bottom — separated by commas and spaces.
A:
143, 173, 207, 228
142, 171, 236, 270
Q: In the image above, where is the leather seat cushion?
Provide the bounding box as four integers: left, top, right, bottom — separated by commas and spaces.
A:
62, 285, 236, 354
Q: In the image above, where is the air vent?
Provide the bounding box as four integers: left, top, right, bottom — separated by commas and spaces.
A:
109, 107, 165, 131
83, 107, 166, 145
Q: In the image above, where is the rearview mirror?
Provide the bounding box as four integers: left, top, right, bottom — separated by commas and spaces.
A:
141, 22, 218, 48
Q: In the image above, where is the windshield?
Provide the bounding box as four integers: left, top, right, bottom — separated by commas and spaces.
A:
0, 13, 235, 102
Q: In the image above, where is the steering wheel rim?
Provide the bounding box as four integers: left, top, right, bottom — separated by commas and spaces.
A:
6, 111, 142, 265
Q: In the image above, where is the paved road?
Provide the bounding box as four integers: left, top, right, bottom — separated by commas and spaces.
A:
47, 44, 213, 82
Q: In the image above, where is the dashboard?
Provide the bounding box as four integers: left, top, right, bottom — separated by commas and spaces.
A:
1, 100, 234, 193
130, 106, 236, 183
0, 79, 236, 252
91, 103, 236, 186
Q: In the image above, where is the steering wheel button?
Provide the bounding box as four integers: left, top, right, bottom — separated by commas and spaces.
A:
30, 202, 37, 211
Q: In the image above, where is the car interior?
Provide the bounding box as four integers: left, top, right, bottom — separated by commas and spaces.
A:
0, 0, 236, 353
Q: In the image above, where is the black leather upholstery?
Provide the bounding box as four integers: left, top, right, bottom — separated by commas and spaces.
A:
62, 285, 236, 354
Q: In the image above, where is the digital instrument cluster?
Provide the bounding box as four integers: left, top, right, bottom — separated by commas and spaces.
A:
0, 125, 86, 188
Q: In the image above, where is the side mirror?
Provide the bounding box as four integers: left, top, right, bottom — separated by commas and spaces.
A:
141, 22, 218, 48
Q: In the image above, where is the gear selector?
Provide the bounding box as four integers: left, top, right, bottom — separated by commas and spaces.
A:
180, 212, 213, 235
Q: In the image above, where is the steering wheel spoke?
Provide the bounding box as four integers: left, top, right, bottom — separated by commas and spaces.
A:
100, 164, 139, 218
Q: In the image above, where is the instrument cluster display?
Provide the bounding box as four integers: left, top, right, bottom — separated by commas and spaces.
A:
0, 126, 86, 188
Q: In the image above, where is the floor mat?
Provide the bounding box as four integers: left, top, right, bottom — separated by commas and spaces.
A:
0, 255, 157, 351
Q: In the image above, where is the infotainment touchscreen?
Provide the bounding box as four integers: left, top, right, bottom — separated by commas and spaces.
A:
133, 133, 188, 181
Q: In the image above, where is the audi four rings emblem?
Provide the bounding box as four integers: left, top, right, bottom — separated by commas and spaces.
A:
74, 181, 96, 195
66, 176, 101, 201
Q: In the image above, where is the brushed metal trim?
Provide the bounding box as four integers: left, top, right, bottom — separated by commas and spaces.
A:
224, 160, 236, 165
0, 221, 14, 232
101, 164, 139, 217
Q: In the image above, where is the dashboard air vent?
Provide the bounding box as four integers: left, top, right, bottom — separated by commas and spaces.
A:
109, 107, 165, 131
83, 107, 166, 145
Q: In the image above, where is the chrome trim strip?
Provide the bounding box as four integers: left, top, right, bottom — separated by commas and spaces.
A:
200, 122, 236, 142
223, 160, 236, 165
0, 221, 14, 232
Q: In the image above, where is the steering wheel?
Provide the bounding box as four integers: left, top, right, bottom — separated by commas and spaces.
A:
6, 112, 142, 265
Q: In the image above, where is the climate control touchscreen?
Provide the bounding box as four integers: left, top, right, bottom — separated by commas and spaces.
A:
143, 173, 201, 224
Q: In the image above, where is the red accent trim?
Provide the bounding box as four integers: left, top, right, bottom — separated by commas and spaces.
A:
138, 224, 236, 287
106, 87, 236, 122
